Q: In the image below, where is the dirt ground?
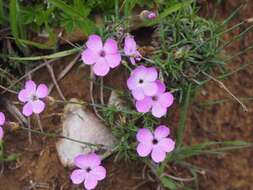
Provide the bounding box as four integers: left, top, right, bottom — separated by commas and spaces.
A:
0, 1, 253, 190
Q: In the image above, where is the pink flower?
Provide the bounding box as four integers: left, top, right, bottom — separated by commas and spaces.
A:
136, 125, 175, 163
136, 80, 174, 118
127, 65, 158, 100
70, 153, 106, 190
81, 34, 121, 76
124, 36, 142, 64
0, 112, 5, 140
18, 80, 48, 117
147, 12, 157, 20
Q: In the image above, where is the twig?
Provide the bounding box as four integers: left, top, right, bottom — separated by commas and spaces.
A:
100, 78, 105, 105
48, 53, 81, 94
35, 114, 43, 132
160, 173, 195, 182
202, 71, 248, 112
133, 180, 150, 190
27, 117, 32, 144
0, 84, 18, 94
89, 70, 105, 121
27, 71, 32, 144
45, 61, 66, 101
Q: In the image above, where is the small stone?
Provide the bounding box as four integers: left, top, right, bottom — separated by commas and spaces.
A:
56, 99, 115, 167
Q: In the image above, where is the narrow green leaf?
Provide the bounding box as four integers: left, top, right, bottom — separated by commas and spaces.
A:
161, 176, 177, 190
9, 0, 19, 38
0, 0, 4, 25
8, 38, 55, 49
176, 84, 192, 147
9, 48, 80, 61
48, 0, 84, 18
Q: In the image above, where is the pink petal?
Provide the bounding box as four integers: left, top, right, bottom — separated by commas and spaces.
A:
25, 80, 36, 94
74, 154, 90, 169
144, 67, 158, 81
104, 39, 118, 54
151, 147, 166, 163
36, 84, 48, 98
136, 97, 152, 113
0, 127, 3, 140
143, 82, 158, 96
132, 65, 146, 79
137, 143, 153, 157
158, 138, 175, 153
136, 128, 153, 143
0, 112, 5, 126
127, 76, 138, 90
151, 104, 167, 118
91, 166, 106, 180
81, 49, 99, 65
124, 36, 137, 55
158, 92, 174, 108
132, 88, 145, 100
22, 103, 33, 116
70, 169, 86, 184
31, 100, 45, 114
156, 80, 166, 94
87, 153, 101, 168
84, 176, 98, 190
86, 34, 103, 53
105, 53, 121, 68
18, 89, 29, 102
154, 125, 170, 140
130, 57, 136, 65
92, 58, 110, 76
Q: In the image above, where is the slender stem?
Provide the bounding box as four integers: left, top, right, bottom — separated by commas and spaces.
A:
19, 125, 109, 148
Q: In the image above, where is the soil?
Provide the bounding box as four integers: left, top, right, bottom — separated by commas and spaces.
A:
0, 1, 253, 190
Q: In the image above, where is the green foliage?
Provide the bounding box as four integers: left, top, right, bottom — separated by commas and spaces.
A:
148, 4, 224, 100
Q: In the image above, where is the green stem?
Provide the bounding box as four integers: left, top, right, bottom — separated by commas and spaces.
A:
19, 125, 105, 148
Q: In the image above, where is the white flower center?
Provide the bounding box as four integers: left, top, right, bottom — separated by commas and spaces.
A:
30, 94, 38, 102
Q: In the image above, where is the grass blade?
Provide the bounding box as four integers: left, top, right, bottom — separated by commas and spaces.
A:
176, 84, 192, 147
9, 48, 80, 61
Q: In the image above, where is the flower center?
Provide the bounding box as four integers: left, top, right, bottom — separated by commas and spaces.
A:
152, 96, 158, 101
99, 50, 106, 57
31, 94, 38, 101
86, 167, 92, 173
152, 139, 158, 145
139, 79, 144, 84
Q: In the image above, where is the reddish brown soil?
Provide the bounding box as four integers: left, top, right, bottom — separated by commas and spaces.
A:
0, 1, 253, 190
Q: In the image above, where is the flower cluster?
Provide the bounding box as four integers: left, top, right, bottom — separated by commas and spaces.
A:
4, 31, 174, 190
82, 34, 174, 118
127, 65, 174, 118
0, 112, 5, 140
73, 33, 176, 189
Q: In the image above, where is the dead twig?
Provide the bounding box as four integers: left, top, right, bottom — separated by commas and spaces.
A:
45, 61, 66, 101
35, 114, 43, 132
202, 71, 248, 112
100, 78, 105, 105
160, 173, 195, 182
48, 53, 81, 94
0, 84, 18, 94
89, 70, 105, 121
